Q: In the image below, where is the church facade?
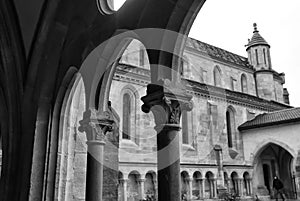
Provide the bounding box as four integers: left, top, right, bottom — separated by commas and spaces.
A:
103, 25, 294, 200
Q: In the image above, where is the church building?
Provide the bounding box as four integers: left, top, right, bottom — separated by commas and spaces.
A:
1, 1, 300, 201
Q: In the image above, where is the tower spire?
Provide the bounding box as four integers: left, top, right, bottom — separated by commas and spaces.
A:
253, 23, 258, 33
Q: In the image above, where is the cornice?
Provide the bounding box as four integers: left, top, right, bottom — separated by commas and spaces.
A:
114, 64, 291, 112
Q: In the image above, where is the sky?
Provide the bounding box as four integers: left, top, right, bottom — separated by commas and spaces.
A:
189, 0, 300, 107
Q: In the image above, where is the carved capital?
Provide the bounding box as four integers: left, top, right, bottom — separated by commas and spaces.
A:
78, 108, 114, 142
141, 79, 193, 126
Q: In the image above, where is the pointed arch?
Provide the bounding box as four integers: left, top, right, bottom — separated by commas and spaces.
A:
120, 85, 140, 144
226, 106, 236, 149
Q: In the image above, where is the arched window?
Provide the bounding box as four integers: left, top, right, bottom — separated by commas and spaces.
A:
226, 107, 236, 148
241, 74, 248, 93
122, 93, 131, 140
213, 66, 221, 87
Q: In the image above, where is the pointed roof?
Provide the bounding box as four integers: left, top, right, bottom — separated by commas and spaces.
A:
246, 23, 270, 50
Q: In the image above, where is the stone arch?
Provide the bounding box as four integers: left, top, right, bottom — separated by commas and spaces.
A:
144, 171, 157, 199
192, 171, 203, 199
118, 171, 124, 180
119, 39, 150, 69
44, 67, 78, 200
55, 73, 87, 201
128, 170, 141, 200
252, 139, 296, 164
243, 172, 251, 196
204, 171, 215, 198
230, 172, 239, 194
11, 0, 209, 199
252, 141, 295, 198
181, 171, 191, 200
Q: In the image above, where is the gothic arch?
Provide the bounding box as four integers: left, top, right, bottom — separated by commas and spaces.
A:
252, 139, 296, 165
44, 67, 78, 200
55, 74, 87, 200
226, 105, 237, 150
119, 84, 141, 143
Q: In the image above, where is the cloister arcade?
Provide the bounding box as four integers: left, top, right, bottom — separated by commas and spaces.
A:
118, 169, 253, 200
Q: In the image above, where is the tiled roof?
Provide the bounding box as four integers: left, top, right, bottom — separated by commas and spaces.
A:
246, 23, 269, 49
246, 31, 269, 49
185, 38, 251, 68
239, 107, 300, 131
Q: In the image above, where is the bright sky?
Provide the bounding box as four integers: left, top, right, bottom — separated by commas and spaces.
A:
189, 0, 300, 107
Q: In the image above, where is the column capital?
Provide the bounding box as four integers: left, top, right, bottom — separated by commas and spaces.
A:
141, 79, 193, 126
78, 108, 114, 141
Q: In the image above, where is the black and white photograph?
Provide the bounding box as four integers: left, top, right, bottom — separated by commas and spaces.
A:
0, 0, 300, 201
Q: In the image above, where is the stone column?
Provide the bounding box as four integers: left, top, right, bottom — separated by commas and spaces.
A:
213, 179, 218, 198
233, 179, 238, 195
200, 178, 205, 199
238, 178, 244, 197
138, 179, 145, 200
187, 177, 193, 200
249, 179, 253, 196
119, 179, 128, 201
153, 179, 158, 200
141, 81, 193, 201
209, 180, 214, 198
79, 109, 114, 201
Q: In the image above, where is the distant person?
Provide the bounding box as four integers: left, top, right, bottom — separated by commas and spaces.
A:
273, 176, 285, 201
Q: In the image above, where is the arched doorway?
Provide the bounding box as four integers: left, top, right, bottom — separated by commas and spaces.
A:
253, 143, 294, 198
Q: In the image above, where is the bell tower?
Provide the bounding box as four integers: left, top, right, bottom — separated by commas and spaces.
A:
246, 23, 272, 70
246, 23, 286, 102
